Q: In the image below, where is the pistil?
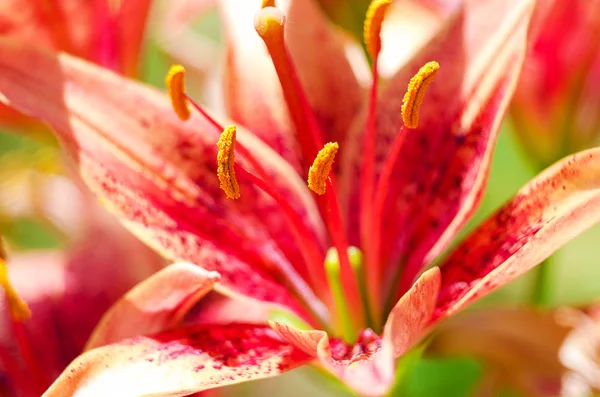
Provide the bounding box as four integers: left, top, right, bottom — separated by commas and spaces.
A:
254, 5, 368, 331
254, 6, 324, 171
372, 62, 440, 315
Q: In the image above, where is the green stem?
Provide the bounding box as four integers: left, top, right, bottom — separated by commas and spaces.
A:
531, 258, 552, 305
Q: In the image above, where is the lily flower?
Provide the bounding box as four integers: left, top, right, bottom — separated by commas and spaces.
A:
511, 0, 600, 168
0, 151, 164, 396
0, 0, 152, 128
0, 238, 161, 397
2, 0, 600, 395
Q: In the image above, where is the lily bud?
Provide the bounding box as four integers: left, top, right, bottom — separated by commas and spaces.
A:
511, 0, 600, 169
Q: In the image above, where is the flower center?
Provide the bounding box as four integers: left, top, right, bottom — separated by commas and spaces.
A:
164, 0, 439, 341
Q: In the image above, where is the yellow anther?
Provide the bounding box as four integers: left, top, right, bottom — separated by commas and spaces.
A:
262, 0, 275, 8
401, 61, 440, 129
0, 258, 31, 321
255, 6, 285, 44
308, 142, 339, 195
217, 125, 240, 199
165, 64, 190, 121
364, 0, 392, 59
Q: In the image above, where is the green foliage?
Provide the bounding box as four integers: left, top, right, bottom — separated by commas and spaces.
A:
392, 357, 483, 397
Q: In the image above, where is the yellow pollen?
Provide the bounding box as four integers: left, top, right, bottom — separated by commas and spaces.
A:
401, 61, 440, 129
308, 142, 339, 195
262, 0, 275, 8
217, 125, 240, 200
0, 258, 31, 321
255, 6, 285, 44
165, 64, 190, 121
364, 0, 392, 59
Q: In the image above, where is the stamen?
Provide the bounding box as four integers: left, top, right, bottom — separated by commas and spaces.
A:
254, 6, 324, 168
370, 62, 440, 327
262, 0, 275, 8
213, 126, 332, 326
217, 125, 240, 199
361, 0, 391, 325
308, 142, 338, 195
165, 64, 190, 121
401, 61, 440, 129
364, 0, 392, 60
0, 258, 31, 321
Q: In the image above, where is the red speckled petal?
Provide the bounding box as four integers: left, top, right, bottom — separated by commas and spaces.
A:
185, 285, 301, 327
219, 0, 362, 171
340, 0, 535, 294
0, 40, 325, 317
43, 324, 311, 397
382, 267, 441, 358
271, 323, 392, 396
434, 148, 600, 322
86, 262, 220, 350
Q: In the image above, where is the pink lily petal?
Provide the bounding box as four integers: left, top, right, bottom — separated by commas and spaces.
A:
381, 267, 441, 359
271, 322, 390, 396
86, 262, 220, 350
44, 324, 311, 397
434, 148, 600, 321
378, 0, 462, 78
341, 0, 535, 295
0, 40, 325, 319
219, 0, 362, 171
186, 285, 299, 326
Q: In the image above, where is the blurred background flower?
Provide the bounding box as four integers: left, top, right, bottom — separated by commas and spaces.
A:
511, 0, 600, 170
